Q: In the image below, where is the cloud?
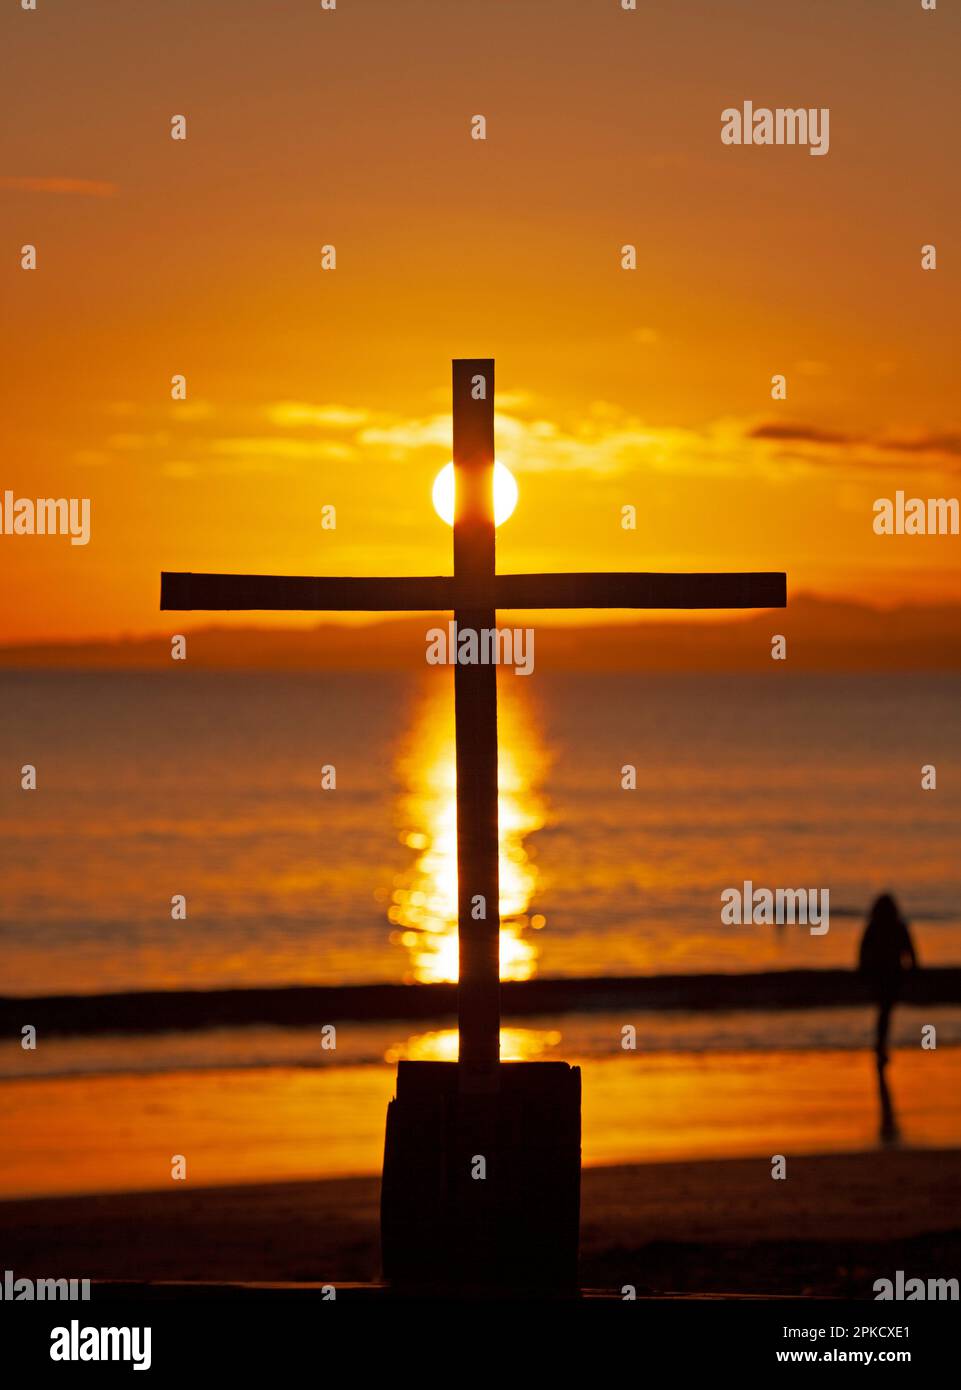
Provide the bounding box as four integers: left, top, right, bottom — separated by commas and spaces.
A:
748, 421, 961, 470
299, 402, 961, 483
210, 437, 353, 462
266, 402, 371, 429
881, 433, 961, 458
357, 416, 452, 451
0, 176, 118, 197
87, 390, 961, 489
750, 422, 856, 447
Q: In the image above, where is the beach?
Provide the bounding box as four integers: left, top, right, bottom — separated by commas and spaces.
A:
2, 1149, 958, 1297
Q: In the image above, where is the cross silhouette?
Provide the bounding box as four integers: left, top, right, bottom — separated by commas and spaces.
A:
161, 358, 786, 1093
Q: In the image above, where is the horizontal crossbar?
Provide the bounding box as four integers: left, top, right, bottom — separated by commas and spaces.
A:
161, 570, 786, 612
494, 571, 786, 609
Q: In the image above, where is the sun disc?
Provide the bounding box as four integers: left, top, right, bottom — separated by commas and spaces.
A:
432, 461, 518, 528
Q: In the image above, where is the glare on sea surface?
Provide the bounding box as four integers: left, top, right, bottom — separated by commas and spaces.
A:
431, 460, 518, 527
388, 679, 548, 986
385, 1026, 562, 1065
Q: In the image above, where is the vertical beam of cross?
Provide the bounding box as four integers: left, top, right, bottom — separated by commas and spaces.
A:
452, 358, 501, 1087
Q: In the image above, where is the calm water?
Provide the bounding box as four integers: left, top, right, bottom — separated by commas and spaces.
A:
2, 669, 959, 1195
1, 670, 959, 994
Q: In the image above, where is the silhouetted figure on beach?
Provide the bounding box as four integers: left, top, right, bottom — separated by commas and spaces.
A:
858, 893, 918, 1142
859, 894, 918, 1060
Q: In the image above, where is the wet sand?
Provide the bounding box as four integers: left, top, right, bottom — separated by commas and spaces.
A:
2, 1148, 958, 1297
3, 1044, 960, 1199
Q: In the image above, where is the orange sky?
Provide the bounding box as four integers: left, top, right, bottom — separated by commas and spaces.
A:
2, 0, 959, 643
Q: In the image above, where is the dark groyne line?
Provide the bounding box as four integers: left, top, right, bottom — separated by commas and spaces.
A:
2, 969, 961, 1037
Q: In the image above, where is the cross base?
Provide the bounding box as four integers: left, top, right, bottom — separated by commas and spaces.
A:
381, 1060, 581, 1293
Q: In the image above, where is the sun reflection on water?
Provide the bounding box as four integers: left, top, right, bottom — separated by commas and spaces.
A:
385, 1026, 562, 1065
388, 676, 549, 985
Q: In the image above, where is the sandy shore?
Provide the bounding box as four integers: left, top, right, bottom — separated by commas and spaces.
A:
2, 1148, 959, 1296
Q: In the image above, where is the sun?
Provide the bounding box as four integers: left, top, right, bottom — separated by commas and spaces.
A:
431, 461, 519, 528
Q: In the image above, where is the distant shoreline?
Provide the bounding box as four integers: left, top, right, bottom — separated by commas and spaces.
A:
2, 595, 961, 671
4, 967, 960, 1036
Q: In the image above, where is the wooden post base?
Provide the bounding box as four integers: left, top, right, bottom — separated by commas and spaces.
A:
381, 1060, 581, 1294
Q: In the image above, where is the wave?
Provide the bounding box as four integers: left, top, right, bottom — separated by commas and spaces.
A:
3, 1004, 961, 1083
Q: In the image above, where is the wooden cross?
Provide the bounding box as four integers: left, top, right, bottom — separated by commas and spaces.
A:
161, 358, 786, 1092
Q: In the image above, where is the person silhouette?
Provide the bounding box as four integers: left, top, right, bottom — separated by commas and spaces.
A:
858, 893, 918, 1065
